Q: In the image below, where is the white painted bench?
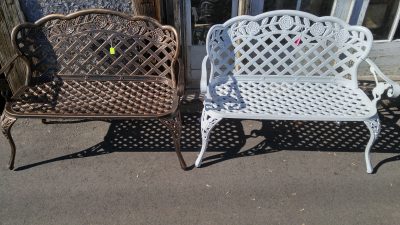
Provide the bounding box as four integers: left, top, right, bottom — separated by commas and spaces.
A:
196, 10, 400, 173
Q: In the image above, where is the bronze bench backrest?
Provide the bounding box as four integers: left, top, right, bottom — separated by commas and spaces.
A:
11, 9, 179, 84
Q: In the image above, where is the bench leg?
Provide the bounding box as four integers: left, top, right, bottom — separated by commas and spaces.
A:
364, 115, 380, 174
195, 110, 221, 168
159, 111, 187, 170
1, 112, 17, 170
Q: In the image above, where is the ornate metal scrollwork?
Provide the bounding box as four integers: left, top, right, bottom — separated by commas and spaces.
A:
364, 115, 381, 138
1, 112, 17, 170
195, 109, 222, 167
364, 114, 381, 173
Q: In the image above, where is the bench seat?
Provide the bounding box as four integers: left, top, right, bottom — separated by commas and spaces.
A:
205, 77, 376, 121
6, 79, 178, 118
0, 9, 187, 170
195, 10, 400, 173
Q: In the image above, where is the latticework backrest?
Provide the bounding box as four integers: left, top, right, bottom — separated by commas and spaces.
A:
11, 9, 179, 82
207, 10, 373, 86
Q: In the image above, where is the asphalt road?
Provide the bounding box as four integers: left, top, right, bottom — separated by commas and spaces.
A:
1, 101, 400, 224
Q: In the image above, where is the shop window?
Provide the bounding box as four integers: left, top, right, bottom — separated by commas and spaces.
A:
262, 0, 334, 16
363, 0, 400, 40
191, 0, 233, 45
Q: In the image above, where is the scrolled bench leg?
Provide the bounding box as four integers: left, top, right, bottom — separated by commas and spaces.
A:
159, 111, 187, 170
195, 109, 222, 168
364, 114, 381, 174
1, 112, 17, 170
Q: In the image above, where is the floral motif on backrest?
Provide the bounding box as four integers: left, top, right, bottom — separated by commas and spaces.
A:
13, 11, 178, 80
206, 11, 373, 81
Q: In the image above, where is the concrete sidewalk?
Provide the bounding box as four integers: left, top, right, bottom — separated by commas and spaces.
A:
1, 100, 400, 225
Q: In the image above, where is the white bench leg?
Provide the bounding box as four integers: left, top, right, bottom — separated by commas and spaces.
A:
364, 114, 381, 174
195, 110, 221, 168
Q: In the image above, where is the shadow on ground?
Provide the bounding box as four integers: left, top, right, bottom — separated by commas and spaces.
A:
15, 112, 245, 171
14, 87, 400, 173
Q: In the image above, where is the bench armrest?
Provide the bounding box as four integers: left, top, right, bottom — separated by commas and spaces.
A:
365, 58, 400, 104
200, 55, 209, 95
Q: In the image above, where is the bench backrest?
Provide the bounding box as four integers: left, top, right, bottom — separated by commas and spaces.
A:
11, 9, 179, 82
206, 10, 373, 86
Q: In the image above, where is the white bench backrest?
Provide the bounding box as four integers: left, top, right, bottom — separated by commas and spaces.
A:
206, 10, 373, 85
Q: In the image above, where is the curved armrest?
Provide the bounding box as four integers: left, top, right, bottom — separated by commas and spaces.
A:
176, 58, 185, 97
200, 55, 209, 95
364, 58, 400, 104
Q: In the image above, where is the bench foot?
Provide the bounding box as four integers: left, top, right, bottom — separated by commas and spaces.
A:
364, 115, 380, 174
1, 112, 17, 170
195, 110, 222, 168
159, 111, 187, 170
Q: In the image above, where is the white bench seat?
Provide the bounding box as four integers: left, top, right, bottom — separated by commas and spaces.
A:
205, 77, 376, 121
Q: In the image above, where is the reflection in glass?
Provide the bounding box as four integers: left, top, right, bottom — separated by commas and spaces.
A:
363, 0, 400, 40
394, 20, 400, 39
263, 0, 334, 16
191, 0, 232, 45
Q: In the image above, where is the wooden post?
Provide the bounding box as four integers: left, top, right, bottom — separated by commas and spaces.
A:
0, 0, 25, 103
236, 0, 251, 72
172, 0, 186, 91
238, 0, 250, 15
132, 0, 161, 21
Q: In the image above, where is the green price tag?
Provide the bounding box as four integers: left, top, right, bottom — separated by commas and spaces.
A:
110, 47, 115, 55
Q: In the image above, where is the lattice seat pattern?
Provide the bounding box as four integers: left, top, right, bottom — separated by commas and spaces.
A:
6, 79, 177, 117
205, 80, 375, 121
196, 10, 400, 173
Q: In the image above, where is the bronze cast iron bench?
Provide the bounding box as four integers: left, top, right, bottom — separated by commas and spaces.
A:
0, 9, 187, 170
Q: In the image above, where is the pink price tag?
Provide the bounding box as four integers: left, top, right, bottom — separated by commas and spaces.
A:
294, 37, 301, 46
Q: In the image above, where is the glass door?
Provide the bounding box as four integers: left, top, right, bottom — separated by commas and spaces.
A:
185, 0, 238, 88
191, 0, 236, 45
